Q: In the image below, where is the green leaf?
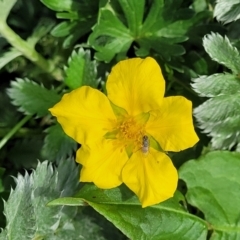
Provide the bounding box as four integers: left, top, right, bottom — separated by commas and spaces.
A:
0, 230, 7, 240
48, 197, 85, 206
214, 0, 240, 24
88, 6, 133, 62
0, 48, 22, 70
48, 1, 99, 48
0, 0, 17, 21
56, 12, 78, 20
64, 48, 98, 89
51, 21, 78, 37
40, 0, 81, 12
41, 123, 77, 162
203, 33, 240, 74
185, 51, 208, 75
1, 159, 107, 239
0, 191, 8, 229
7, 78, 61, 117
193, 33, 240, 150
179, 151, 240, 239
89, 0, 209, 62
192, 0, 208, 12
52, 19, 96, 48
54, 24, 96, 49
192, 73, 240, 150
192, 73, 240, 97
4, 173, 35, 239
136, 37, 186, 59
27, 17, 56, 47
50, 184, 208, 240
118, 0, 145, 35
30, 161, 72, 238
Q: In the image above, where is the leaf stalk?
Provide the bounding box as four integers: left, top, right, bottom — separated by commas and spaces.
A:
0, 20, 62, 80
0, 115, 32, 149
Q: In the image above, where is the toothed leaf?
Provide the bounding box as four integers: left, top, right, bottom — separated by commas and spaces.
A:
64, 48, 98, 89
191, 73, 240, 97
1, 160, 107, 239
203, 33, 240, 74
41, 123, 77, 162
214, 0, 240, 24
7, 78, 61, 117
89, 0, 208, 62
194, 94, 240, 150
0, 230, 7, 239
4, 173, 35, 239
192, 32, 240, 150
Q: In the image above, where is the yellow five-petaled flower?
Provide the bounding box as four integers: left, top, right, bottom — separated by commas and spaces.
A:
49, 57, 199, 207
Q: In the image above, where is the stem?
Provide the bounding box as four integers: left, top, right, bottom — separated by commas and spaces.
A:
0, 128, 42, 138
0, 115, 32, 149
0, 20, 62, 80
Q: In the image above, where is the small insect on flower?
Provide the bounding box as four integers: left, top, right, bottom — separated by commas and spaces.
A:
142, 135, 149, 155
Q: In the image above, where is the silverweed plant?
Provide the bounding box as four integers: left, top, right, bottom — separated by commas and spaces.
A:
0, 0, 240, 239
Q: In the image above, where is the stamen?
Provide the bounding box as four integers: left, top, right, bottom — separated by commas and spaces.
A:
116, 116, 146, 153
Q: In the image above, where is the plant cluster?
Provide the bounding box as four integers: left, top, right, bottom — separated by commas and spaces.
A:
0, 0, 240, 239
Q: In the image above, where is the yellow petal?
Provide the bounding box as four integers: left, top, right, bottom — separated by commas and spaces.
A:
49, 86, 116, 145
106, 57, 165, 116
122, 149, 178, 208
146, 96, 199, 152
76, 140, 128, 188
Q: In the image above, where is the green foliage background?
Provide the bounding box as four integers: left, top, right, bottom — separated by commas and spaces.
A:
0, 0, 240, 239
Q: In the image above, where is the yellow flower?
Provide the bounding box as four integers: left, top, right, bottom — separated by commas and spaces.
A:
49, 57, 199, 207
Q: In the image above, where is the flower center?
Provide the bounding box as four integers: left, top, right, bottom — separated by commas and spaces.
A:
117, 117, 145, 152
104, 113, 150, 155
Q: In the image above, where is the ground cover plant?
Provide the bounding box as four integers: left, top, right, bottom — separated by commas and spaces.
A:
0, 0, 240, 239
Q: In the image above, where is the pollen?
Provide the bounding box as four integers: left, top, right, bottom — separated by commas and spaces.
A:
117, 117, 145, 151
